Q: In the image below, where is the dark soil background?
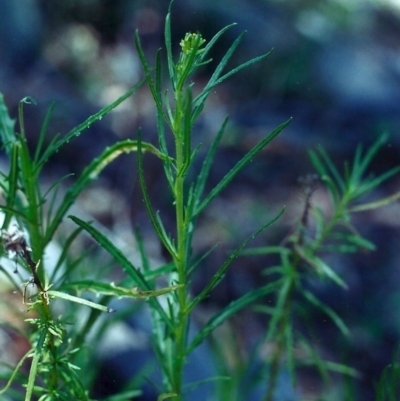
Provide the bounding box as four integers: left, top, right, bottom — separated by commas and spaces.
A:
2, 0, 400, 400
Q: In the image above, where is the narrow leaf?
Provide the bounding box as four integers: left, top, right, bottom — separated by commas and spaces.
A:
191, 117, 228, 210
0, 93, 17, 155
2, 143, 19, 229
60, 280, 183, 299
33, 102, 55, 167
137, 131, 177, 257
37, 80, 145, 168
186, 280, 282, 354
195, 119, 291, 216
302, 289, 350, 336
46, 139, 163, 244
188, 208, 284, 312
68, 216, 149, 289
25, 328, 47, 401
48, 290, 114, 313
350, 189, 400, 212
294, 245, 348, 289
134, 31, 173, 131
68, 216, 175, 331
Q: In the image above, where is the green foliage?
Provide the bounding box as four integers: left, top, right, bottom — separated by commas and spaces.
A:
0, 2, 399, 401
242, 133, 400, 401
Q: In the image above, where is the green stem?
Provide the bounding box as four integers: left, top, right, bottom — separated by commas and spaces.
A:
17, 115, 59, 393
170, 88, 189, 400
264, 271, 295, 401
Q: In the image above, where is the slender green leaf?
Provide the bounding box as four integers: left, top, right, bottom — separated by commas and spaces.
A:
164, 1, 175, 87
134, 31, 173, 132
68, 216, 148, 289
44, 173, 75, 229
45, 139, 162, 244
187, 243, 220, 276
137, 132, 177, 257
178, 88, 193, 178
158, 393, 177, 401
192, 34, 272, 123
0, 93, 17, 155
143, 262, 176, 280
188, 208, 284, 312
25, 327, 47, 401
329, 232, 375, 251
265, 277, 292, 342
350, 189, 400, 213
37, 80, 145, 168
68, 216, 175, 331
285, 318, 296, 386
241, 246, 291, 256
2, 143, 19, 229
0, 205, 30, 223
186, 280, 282, 355
0, 349, 32, 395
195, 50, 272, 111
60, 280, 182, 299
195, 119, 291, 216
316, 146, 346, 194
302, 289, 349, 336
193, 30, 246, 111
376, 364, 400, 401
352, 165, 400, 200
101, 390, 142, 401
294, 245, 348, 289
191, 117, 228, 210
48, 290, 114, 313
198, 23, 237, 66
33, 102, 55, 167
50, 226, 84, 283
298, 335, 331, 384
356, 132, 388, 181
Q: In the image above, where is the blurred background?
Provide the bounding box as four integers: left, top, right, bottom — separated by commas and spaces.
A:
1, 0, 400, 400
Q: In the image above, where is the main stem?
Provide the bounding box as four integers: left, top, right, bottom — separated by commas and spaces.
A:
171, 89, 189, 400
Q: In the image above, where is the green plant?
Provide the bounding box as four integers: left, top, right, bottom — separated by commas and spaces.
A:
1, 2, 400, 401
0, 2, 290, 400
241, 133, 400, 401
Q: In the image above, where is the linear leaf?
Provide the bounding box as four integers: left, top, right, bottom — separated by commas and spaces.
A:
356, 132, 388, 180
2, 143, 19, 229
302, 289, 349, 336
193, 50, 272, 120
37, 80, 145, 168
316, 146, 345, 194
48, 290, 114, 313
194, 119, 291, 216
68, 216, 148, 289
186, 280, 282, 355
352, 165, 400, 200
68, 216, 175, 331
350, 189, 400, 213
188, 208, 284, 312
134, 31, 173, 131
33, 102, 55, 167
198, 23, 237, 66
137, 131, 177, 257
60, 280, 182, 299
25, 327, 47, 401
294, 244, 348, 289
164, 1, 175, 87
0, 93, 17, 155
191, 117, 228, 211
45, 139, 162, 244
101, 390, 143, 401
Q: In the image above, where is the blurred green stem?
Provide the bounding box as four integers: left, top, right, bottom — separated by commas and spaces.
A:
171, 86, 189, 400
